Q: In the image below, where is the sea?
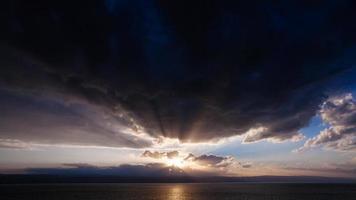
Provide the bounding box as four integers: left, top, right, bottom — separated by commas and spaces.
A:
0, 183, 355, 200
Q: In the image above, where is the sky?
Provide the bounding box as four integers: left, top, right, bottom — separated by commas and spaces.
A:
1, 0, 356, 178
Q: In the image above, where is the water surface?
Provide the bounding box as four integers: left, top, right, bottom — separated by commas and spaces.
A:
1, 183, 355, 200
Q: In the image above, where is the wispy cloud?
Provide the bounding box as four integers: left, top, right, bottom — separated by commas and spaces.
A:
0, 139, 30, 149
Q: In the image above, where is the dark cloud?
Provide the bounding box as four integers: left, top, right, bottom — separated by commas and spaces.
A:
184, 153, 233, 167
1, 0, 356, 145
26, 163, 186, 177
142, 150, 166, 159
242, 164, 252, 168
25, 157, 241, 177
297, 94, 356, 152
0, 88, 152, 148
166, 151, 179, 159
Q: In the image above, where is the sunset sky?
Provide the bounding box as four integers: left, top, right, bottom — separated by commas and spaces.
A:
1, 0, 356, 178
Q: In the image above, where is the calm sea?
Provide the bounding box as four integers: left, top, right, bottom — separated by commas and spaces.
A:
0, 183, 355, 200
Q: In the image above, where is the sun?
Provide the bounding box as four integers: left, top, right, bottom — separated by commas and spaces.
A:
166, 158, 185, 168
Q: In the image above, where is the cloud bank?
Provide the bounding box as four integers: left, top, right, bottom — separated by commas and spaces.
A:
26, 163, 186, 177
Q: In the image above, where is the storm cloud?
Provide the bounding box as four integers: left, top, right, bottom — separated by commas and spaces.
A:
1, 0, 356, 147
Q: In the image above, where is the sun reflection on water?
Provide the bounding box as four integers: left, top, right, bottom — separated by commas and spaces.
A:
167, 185, 185, 200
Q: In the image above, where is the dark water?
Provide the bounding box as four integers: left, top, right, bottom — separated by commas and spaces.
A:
0, 183, 355, 200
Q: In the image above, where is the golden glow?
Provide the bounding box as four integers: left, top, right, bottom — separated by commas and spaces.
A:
166, 158, 185, 168
168, 185, 184, 200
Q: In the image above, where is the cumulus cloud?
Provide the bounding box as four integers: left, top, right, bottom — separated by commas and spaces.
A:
297, 94, 356, 152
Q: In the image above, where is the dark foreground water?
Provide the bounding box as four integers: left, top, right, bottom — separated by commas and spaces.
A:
0, 183, 355, 200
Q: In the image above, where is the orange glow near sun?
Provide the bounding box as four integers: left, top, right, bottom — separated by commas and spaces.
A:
166, 158, 185, 168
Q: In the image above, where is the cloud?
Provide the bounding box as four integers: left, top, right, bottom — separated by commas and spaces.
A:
25, 155, 244, 177
141, 150, 180, 159
142, 150, 169, 159
242, 163, 252, 168
29, 159, 356, 178
297, 94, 356, 152
0, 139, 30, 149
166, 151, 179, 159
26, 163, 186, 177
141, 150, 239, 172
184, 153, 233, 167
0, 89, 154, 148
243, 127, 305, 143
283, 166, 356, 176
1, 1, 356, 146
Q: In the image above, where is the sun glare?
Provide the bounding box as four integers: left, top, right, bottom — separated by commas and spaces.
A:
166, 158, 185, 168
